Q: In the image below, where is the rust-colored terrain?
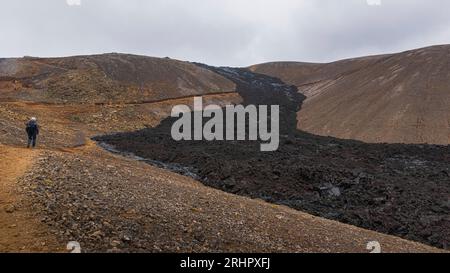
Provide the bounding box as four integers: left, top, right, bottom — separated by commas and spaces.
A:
0, 54, 236, 104
0, 53, 447, 253
249, 45, 450, 145
0, 54, 241, 148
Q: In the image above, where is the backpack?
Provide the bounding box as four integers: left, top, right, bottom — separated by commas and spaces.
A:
26, 121, 38, 134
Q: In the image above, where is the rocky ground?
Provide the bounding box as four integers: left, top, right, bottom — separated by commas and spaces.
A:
96, 66, 450, 250
1, 58, 448, 253
0, 145, 62, 252
17, 143, 444, 253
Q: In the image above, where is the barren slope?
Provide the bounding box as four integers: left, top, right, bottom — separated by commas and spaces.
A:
0, 54, 236, 104
19, 144, 444, 253
98, 66, 450, 250
0, 53, 447, 253
250, 45, 450, 144
2, 101, 442, 253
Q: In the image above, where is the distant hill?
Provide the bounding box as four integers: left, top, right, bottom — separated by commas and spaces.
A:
249, 45, 450, 145
0, 53, 236, 104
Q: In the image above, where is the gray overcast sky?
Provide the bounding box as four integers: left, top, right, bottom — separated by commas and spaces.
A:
1, 0, 450, 66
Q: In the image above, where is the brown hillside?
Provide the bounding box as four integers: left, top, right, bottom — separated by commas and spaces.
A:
249, 45, 450, 145
0, 52, 447, 253
0, 54, 236, 104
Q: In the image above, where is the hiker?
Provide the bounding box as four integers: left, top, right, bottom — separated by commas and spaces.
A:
25, 117, 39, 148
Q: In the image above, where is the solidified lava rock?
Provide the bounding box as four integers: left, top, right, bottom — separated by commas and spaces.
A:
95, 66, 450, 250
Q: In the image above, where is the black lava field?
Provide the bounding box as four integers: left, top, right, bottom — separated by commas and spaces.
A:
95, 65, 450, 250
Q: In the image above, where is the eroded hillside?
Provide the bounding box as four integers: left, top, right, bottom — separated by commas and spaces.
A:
0, 54, 236, 104
0, 53, 447, 253
250, 45, 450, 145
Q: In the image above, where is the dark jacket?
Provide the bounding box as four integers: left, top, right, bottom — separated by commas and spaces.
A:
26, 120, 39, 136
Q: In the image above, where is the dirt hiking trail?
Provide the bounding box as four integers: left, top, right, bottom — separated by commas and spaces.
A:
0, 145, 61, 252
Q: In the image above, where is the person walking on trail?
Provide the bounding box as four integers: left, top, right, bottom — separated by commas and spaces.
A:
26, 117, 39, 148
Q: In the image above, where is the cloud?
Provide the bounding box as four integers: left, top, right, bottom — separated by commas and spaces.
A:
0, 0, 449, 66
